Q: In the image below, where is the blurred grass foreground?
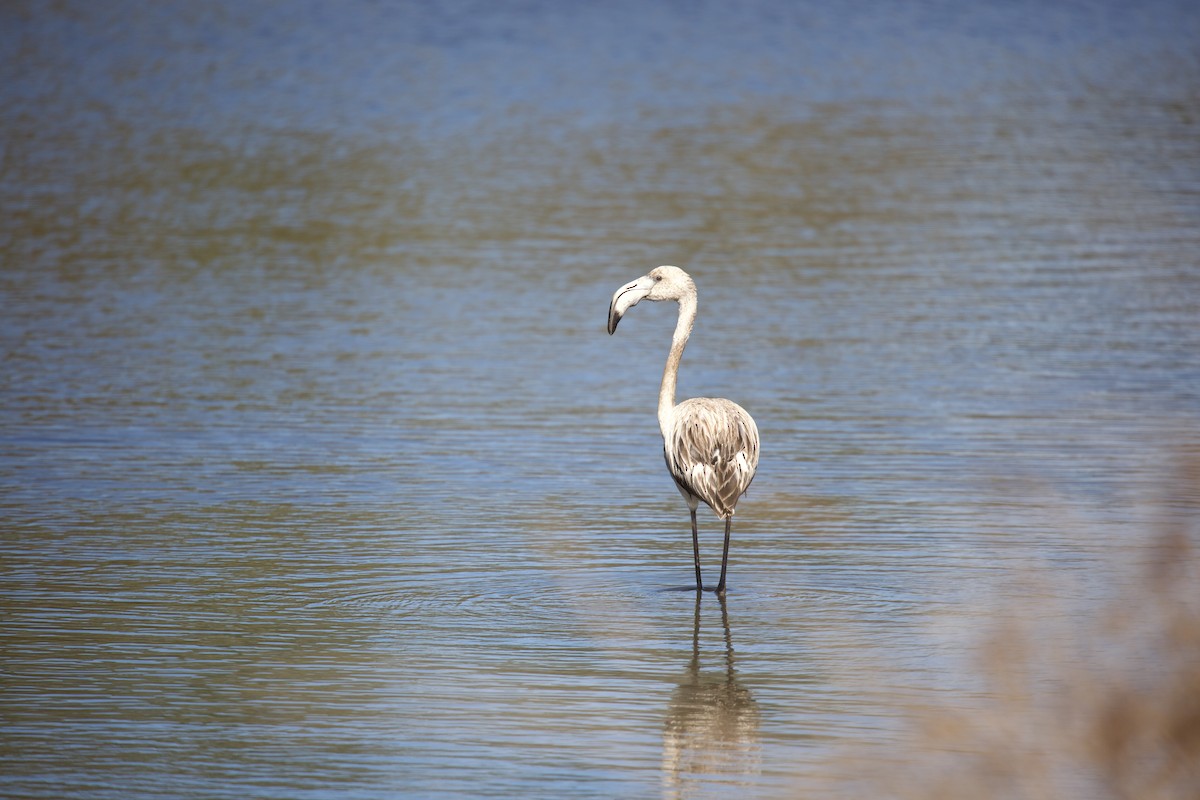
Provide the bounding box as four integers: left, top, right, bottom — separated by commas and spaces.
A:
842, 456, 1200, 800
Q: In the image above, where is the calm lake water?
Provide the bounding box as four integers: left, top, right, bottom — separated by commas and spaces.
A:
3, 1, 1199, 798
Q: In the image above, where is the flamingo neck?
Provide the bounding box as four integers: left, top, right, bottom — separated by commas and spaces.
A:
658, 292, 696, 436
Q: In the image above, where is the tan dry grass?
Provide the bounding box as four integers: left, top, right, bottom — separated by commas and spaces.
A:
837, 459, 1200, 800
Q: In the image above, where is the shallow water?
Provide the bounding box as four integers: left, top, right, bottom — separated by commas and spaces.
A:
3, 2, 1200, 798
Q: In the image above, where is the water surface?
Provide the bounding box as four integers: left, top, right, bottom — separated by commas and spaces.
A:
3, 2, 1199, 798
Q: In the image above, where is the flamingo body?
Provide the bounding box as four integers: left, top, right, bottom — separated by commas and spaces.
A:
664, 397, 759, 520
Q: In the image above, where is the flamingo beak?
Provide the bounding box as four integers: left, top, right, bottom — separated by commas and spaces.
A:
607, 276, 653, 335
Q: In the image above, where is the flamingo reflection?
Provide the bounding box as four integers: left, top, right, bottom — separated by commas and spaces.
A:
662, 594, 761, 796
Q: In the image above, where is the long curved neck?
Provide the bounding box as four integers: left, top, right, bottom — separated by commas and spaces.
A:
658, 292, 697, 435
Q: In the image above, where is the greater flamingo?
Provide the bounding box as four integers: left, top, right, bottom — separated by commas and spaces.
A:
607, 266, 760, 595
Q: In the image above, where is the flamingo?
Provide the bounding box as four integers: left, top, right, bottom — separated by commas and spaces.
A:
607, 266, 760, 595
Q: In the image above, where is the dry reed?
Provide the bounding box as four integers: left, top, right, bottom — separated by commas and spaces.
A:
838, 457, 1200, 800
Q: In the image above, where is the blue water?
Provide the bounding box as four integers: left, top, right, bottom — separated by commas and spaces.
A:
2, 2, 1199, 798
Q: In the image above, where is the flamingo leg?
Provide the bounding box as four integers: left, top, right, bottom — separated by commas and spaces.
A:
716, 516, 732, 595
690, 507, 703, 591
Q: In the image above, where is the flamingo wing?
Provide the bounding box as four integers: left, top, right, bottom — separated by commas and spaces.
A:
664, 397, 759, 519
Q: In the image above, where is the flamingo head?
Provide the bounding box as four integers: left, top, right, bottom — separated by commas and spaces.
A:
607, 265, 695, 335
